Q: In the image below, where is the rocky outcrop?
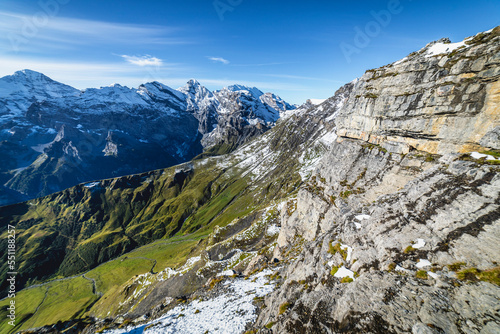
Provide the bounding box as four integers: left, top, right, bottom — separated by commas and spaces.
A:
336, 27, 500, 155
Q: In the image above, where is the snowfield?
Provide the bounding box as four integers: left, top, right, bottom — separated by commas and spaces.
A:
104, 269, 275, 334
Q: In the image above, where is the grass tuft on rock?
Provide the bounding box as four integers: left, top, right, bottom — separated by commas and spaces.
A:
265, 321, 276, 329
456, 267, 500, 285
404, 245, 415, 254
447, 262, 466, 271
416, 270, 428, 279
340, 277, 354, 283
278, 302, 291, 315
330, 266, 339, 276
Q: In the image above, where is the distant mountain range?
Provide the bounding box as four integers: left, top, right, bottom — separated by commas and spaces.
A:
0, 70, 296, 206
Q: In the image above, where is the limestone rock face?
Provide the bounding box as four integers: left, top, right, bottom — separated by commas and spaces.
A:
256, 27, 500, 334
336, 27, 500, 155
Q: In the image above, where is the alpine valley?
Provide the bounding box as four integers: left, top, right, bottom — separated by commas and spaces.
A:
0, 26, 499, 334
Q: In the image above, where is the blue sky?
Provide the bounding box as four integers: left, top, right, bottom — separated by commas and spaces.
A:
0, 0, 499, 104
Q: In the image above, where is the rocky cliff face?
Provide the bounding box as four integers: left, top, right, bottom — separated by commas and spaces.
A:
261, 140, 499, 333
336, 28, 500, 155
251, 27, 500, 334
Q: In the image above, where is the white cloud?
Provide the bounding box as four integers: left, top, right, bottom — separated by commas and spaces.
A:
0, 10, 189, 54
121, 55, 163, 67
208, 57, 230, 65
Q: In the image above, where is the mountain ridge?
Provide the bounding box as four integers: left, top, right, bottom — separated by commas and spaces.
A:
0, 71, 297, 206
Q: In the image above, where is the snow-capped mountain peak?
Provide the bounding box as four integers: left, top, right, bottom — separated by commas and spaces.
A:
138, 81, 186, 108
260, 92, 296, 116
225, 84, 264, 99
14, 69, 51, 80
176, 79, 215, 116
76, 84, 149, 108
9, 70, 78, 96
0, 69, 80, 118
186, 78, 202, 87
179, 79, 213, 100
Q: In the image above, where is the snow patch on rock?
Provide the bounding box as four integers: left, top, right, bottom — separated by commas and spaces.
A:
416, 259, 432, 269
333, 266, 355, 280
105, 269, 275, 334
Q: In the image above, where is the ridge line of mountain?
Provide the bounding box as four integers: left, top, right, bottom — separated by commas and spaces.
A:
0, 71, 300, 206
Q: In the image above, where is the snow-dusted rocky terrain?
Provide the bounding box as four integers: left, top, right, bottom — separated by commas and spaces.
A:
104, 269, 275, 334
